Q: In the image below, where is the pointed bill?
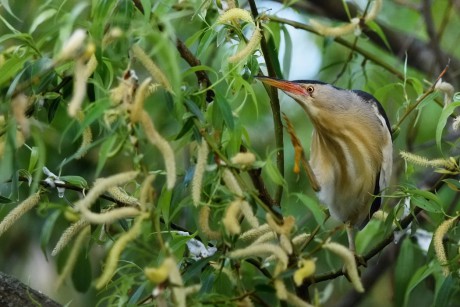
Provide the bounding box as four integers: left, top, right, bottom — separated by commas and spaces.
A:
257, 76, 307, 96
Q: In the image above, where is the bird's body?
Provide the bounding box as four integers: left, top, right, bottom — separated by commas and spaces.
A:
258, 77, 393, 249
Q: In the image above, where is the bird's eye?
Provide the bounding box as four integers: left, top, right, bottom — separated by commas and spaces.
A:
307, 86, 314, 94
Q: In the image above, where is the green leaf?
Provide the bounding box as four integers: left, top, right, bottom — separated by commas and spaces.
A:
28, 146, 39, 173
264, 155, 285, 186
40, 210, 61, 261
184, 99, 205, 122
0, 11, 19, 33
0, 54, 30, 88
366, 21, 391, 51
197, 29, 217, 60
0, 195, 13, 204
127, 283, 147, 306
60, 175, 88, 188
443, 178, 460, 191
356, 218, 385, 254
403, 262, 436, 307
31, 130, 46, 194
1, 0, 20, 20
214, 92, 234, 130
96, 134, 119, 177
407, 189, 443, 213
294, 193, 326, 226
434, 275, 457, 307
29, 8, 57, 33
76, 98, 111, 137
72, 247, 92, 293
436, 101, 460, 152
158, 186, 172, 226
395, 238, 416, 307
18, 169, 32, 186
281, 25, 292, 78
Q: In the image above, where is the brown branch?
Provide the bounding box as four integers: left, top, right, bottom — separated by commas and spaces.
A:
268, 16, 405, 81
176, 38, 215, 102
0, 271, 61, 307
248, 0, 285, 205
282, 0, 460, 86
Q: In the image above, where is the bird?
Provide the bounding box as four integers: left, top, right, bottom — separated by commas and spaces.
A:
258, 76, 393, 252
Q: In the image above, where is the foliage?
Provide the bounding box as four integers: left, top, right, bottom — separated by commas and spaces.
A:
1, 0, 460, 306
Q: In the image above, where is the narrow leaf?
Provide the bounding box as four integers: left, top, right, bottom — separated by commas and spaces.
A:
436, 101, 460, 152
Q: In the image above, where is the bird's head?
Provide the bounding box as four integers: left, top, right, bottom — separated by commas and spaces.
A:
257, 76, 351, 117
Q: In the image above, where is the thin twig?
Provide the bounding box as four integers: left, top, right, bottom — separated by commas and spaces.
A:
393, 64, 449, 131
268, 16, 405, 80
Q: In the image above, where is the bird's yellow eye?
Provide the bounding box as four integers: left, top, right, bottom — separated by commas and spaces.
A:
307, 86, 314, 94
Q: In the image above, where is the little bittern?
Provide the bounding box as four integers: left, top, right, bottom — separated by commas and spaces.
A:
258, 77, 393, 251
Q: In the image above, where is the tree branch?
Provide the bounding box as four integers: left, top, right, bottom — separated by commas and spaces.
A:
278, 0, 460, 86
248, 0, 285, 205
0, 271, 61, 307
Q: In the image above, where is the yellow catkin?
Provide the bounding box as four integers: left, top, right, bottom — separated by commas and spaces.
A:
56, 28, 87, 61
253, 231, 276, 245
12, 94, 29, 137
222, 168, 243, 196
184, 284, 201, 296
110, 70, 138, 106
107, 186, 139, 207
310, 18, 359, 37
228, 243, 288, 269
364, 0, 382, 22
279, 234, 293, 254
139, 110, 176, 189
223, 199, 242, 235
293, 259, 316, 286
95, 213, 148, 289
292, 233, 310, 249
323, 242, 364, 293
274, 279, 287, 300
55, 225, 90, 288
286, 292, 314, 307
266, 214, 295, 235
75, 111, 93, 159
240, 224, 272, 242
217, 8, 254, 24
79, 206, 140, 224
226, 0, 236, 10
131, 45, 172, 93
139, 174, 156, 211
433, 216, 458, 276
130, 77, 152, 122
67, 54, 97, 117
145, 258, 175, 284
240, 200, 259, 228
192, 140, 209, 207
199, 206, 222, 240
400, 151, 455, 169
0, 192, 41, 237
74, 171, 138, 211
165, 257, 185, 307
231, 152, 256, 166
228, 26, 262, 63
52, 218, 90, 256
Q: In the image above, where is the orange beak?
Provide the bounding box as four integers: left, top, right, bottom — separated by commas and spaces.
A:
257, 76, 307, 96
